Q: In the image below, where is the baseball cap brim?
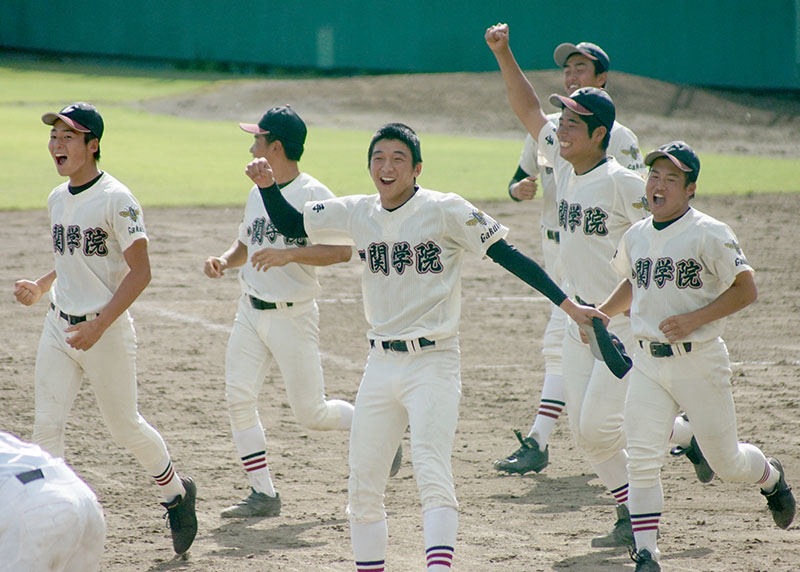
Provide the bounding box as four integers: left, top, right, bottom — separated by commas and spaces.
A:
239, 122, 269, 134
554, 43, 597, 67
42, 112, 92, 133
644, 150, 692, 172
549, 94, 593, 116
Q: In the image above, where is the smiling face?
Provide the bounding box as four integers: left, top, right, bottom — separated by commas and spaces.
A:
556, 107, 606, 167
646, 157, 696, 222
369, 138, 422, 209
563, 53, 607, 94
48, 119, 100, 185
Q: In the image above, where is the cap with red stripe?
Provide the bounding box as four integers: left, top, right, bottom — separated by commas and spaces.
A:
549, 87, 615, 132
553, 42, 610, 72
645, 141, 701, 182
42, 102, 104, 140
239, 104, 307, 146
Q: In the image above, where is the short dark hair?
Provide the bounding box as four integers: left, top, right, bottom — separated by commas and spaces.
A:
84, 132, 101, 161
368, 123, 422, 167
264, 133, 304, 161
582, 115, 610, 150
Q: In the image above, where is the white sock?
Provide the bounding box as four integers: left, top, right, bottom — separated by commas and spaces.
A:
527, 374, 564, 450
758, 460, 781, 492
351, 519, 388, 570
593, 449, 630, 504
232, 423, 275, 496
152, 458, 185, 502
670, 415, 693, 448
629, 483, 663, 560
423, 507, 457, 570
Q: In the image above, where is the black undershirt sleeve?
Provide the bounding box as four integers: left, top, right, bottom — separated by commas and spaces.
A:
486, 239, 567, 306
508, 165, 530, 201
258, 183, 308, 239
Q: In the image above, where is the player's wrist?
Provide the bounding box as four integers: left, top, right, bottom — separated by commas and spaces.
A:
508, 182, 521, 202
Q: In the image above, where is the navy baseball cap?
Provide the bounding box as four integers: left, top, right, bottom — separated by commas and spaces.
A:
239, 105, 307, 146
42, 102, 104, 140
554, 42, 610, 72
549, 87, 616, 132
645, 141, 701, 182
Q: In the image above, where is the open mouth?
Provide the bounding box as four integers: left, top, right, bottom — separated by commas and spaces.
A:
379, 177, 396, 185
652, 193, 666, 206
55, 154, 67, 166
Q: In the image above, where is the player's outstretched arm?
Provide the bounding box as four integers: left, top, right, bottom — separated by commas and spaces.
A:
486, 239, 608, 326
251, 244, 351, 271
65, 238, 150, 351
485, 23, 548, 141
205, 239, 247, 278
659, 270, 757, 343
14, 270, 56, 306
247, 157, 308, 239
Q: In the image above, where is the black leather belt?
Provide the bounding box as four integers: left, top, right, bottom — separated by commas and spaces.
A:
50, 303, 91, 325
639, 340, 692, 357
546, 229, 560, 243
15, 468, 44, 485
370, 337, 436, 352
249, 295, 293, 310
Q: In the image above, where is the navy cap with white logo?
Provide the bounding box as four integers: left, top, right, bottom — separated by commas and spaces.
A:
239, 105, 307, 146
42, 102, 104, 140
554, 42, 610, 72
549, 87, 616, 132
645, 141, 701, 182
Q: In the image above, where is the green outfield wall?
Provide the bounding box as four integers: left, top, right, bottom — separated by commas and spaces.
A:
1, 1, 798, 89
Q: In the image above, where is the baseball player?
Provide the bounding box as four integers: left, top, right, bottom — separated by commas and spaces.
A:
487, 23, 651, 548
598, 141, 796, 571
495, 40, 646, 476
204, 105, 377, 518
0, 430, 105, 572
13, 103, 197, 556
250, 122, 605, 571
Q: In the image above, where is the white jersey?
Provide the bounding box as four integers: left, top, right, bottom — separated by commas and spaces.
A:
519, 114, 646, 232
47, 172, 147, 316
238, 173, 336, 303
611, 207, 753, 343
302, 187, 508, 341
537, 122, 648, 305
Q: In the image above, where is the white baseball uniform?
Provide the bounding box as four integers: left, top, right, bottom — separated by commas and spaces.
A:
536, 120, 647, 493
612, 207, 772, 557
0, 431, 105, 572
303, 186, 508, 565
517, 113, 645, 404
34, 172, 183, 496
225, 174, 353, 486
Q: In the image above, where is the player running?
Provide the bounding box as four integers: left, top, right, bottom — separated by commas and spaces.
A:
486, 23, 649, 547
13, 102, 197, 556
250, 122, 605, 571
598, 141, 796, 571
495, 39, 645, 476
204, 105, 397, 518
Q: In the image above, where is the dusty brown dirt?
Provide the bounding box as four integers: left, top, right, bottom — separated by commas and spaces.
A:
2, 72, 800, 571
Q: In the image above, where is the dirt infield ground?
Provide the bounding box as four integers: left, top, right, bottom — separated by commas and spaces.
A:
2, 71, 800, 571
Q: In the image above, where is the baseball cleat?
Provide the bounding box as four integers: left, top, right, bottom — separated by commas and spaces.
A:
670, 436, 714, 483
221, 488, 281, 518
161, 476, 198, 555
390, 444, 403, 478
493, 429, 549, 475
761, 458, 796, 529
591, 504, 635, 549
631, 548, 661, 571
